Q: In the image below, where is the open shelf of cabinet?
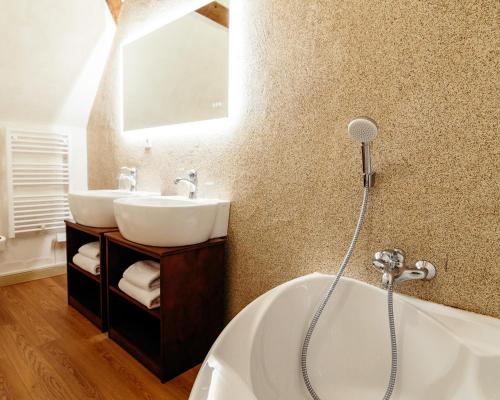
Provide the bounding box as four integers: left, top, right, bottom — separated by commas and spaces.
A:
105, 231, 226, 382
68, 261, 100, 283
108, 285, 161, 319
65, 220, 118, 332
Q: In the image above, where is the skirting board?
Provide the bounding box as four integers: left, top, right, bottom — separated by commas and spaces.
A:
0, 264, 66, 287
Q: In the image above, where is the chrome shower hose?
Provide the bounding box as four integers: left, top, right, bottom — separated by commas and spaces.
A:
300, 187, 397, 400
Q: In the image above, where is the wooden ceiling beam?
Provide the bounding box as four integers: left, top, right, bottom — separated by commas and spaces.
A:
105, 1, 228, 27
106, 0, 122, 24
195, 2, 229, 28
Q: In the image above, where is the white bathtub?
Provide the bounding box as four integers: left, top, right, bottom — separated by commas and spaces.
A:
190, 273, 500, 400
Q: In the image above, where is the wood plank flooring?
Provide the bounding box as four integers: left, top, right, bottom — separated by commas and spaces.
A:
0, 275, 199, 400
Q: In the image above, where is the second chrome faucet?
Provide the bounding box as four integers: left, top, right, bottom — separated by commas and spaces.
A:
174, 170, 198, 199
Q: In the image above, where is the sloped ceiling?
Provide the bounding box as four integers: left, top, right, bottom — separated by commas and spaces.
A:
0, 0, 115, 128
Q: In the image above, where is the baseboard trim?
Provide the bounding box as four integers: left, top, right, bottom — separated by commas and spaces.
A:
0, 264, 66, 287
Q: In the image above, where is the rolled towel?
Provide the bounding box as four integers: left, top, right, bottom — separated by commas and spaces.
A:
73, 253, 100, 275
78, 241, 100, 259
118, 278, 160, 309
123, 260, 160, 290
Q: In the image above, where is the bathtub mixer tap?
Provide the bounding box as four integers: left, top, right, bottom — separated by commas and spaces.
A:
174, 169, 198, 199
372, 249, 436, 288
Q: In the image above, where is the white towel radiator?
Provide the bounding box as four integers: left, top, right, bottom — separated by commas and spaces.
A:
6, 129, 71, 237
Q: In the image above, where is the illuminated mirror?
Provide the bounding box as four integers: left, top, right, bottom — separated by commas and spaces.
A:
122, 1, 229, 131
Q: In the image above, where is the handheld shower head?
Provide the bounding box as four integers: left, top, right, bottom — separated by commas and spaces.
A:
348, 117, 378, 143
348, 117, 378, 188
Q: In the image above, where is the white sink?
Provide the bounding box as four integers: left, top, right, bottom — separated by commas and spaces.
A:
114, 196, 230, 247
69, 190, 157, 228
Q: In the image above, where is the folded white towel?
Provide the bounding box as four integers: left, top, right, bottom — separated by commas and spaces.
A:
123, 260, 160, 290
118, 278, 160, 309
73, 253, 100, 275
78, 241, 100, 259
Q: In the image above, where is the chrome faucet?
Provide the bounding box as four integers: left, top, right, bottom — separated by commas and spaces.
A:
174, 169, 198, 199
372, 248, 436, 288
118, 167, 137, 192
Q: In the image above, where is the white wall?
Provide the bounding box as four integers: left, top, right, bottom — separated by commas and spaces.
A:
0, 0, 115, 276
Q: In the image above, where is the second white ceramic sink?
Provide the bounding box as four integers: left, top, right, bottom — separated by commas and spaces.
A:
114, 196, 230, 247
69, 190, 157, 228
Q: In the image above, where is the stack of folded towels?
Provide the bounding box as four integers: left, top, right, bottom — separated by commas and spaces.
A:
118, 260, 161, 309
72, 241, 100, 275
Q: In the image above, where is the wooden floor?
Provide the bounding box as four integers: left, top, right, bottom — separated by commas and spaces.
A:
0, 275, 199, 400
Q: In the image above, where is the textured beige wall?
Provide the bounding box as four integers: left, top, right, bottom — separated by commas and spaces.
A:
88, 0, 499, 318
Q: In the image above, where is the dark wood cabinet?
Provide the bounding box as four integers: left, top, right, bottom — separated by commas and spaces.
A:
65, 220, 117, 332
105, 232, 226, 382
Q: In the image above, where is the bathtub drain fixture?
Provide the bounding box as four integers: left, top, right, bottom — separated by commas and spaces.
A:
300, 117, 398, 400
